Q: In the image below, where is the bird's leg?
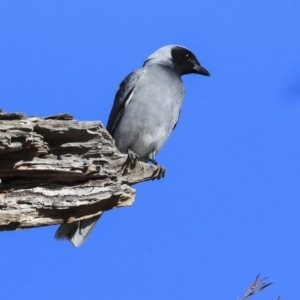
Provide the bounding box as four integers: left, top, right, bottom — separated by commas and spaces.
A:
127, 149, 139, 168
149, 158, 166, 179
122, 149, 139, 173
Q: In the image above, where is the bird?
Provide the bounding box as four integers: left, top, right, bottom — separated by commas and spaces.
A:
55, 45, 210, 247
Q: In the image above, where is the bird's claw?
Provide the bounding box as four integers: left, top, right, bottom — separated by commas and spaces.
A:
122, 149, 139, 173
152, 165, 166, 180
149, 158, 166, 180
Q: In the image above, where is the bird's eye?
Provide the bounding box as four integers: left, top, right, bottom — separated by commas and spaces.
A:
185, 54, 191, 61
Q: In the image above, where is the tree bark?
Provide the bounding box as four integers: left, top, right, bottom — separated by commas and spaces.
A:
0, 110, 161, 231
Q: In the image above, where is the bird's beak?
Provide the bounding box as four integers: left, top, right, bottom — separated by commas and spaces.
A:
193, 65, 210, 76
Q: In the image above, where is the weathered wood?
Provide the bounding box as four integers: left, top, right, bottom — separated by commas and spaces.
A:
0, 111, 161, 231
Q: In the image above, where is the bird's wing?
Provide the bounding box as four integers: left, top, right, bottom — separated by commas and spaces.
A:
172, 109, 181, 131
172, 86, 184, 130
107, 68, 145, 135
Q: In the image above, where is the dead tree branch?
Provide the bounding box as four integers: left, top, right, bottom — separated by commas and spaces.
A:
0, 110, 160, 231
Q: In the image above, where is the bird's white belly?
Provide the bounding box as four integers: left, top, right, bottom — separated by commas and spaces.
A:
142, 126, 169, 154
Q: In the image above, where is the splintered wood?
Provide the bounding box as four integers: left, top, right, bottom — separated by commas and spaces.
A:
0, 111, 160, 230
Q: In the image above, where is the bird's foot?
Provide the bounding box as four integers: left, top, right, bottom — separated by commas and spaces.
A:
149, 159, 166, 180
122, 149, 139, 173
154, 166, 166, 179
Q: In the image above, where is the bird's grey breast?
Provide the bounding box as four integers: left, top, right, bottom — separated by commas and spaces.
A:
113, 64, 184, 161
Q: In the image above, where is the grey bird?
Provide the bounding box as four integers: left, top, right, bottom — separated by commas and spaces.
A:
55, 45, 210, 247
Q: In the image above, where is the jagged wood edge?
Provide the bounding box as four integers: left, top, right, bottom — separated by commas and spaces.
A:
0, 112, 161, 230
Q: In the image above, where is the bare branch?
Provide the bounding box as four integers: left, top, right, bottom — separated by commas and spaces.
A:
0, 111, 161, 231
237, 274, 274, 300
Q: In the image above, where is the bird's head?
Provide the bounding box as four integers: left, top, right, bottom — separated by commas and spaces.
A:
144, 45, 210, 77
171, 46, 210, 76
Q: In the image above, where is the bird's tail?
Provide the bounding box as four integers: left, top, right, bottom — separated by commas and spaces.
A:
54, 215, 102, 247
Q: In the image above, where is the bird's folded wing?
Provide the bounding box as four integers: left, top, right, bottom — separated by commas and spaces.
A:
106, 68, 145, 135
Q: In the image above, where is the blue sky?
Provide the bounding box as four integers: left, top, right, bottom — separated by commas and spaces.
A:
1, 1, 299, 299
